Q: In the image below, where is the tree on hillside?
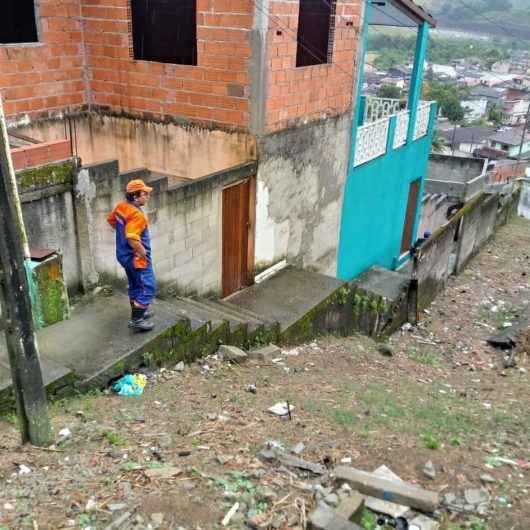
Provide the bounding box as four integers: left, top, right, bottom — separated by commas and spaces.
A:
377, 85, 402, 99
425, 82, 465, 123
488, 104, 505, 126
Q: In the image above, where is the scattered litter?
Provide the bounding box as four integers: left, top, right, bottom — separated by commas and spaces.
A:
291, 442, 305, 455
174, 361, 185, 372
58, 428, 72, 442
402, 323, 413, 332
85, 497, 98, 511
222, 502, 239, 526
3, 503, 14, 511
246, 384, 257, 394
112, 374, 147, 397
18, 465, 31, 475
268, 402, 294, 417
480, 473, 496, 484
485, 456, 519, 469
265, 440, 285, 451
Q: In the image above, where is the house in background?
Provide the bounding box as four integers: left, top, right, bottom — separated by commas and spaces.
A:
440, 127, 495, 156
461, 98, 488, 122
337, 0, 437, 279
1, 0, 363, 299
488, 129, 530, 159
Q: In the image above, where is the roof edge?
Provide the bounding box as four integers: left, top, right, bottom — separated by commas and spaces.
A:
390, 0, 437, 28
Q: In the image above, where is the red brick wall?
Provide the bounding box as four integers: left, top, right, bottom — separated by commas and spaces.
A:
11, 139, 72, 170
0, 0, 362, 133
0, 0, 86, 123
83, 0, 252, 129
265, 0, 361, 132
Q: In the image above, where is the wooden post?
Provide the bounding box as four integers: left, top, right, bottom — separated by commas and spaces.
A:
0, 97, 53, 446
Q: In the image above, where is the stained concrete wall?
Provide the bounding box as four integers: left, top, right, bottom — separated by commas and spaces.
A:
14, 113, 256, 179
254, 114, 351, 276
418, 194, 452, 237
21, 191, 80, 291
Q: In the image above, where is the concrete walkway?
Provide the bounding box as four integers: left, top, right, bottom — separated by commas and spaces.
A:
0, 267, 349, 411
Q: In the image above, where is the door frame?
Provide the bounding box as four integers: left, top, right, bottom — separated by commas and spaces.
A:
219, 175, 256, 298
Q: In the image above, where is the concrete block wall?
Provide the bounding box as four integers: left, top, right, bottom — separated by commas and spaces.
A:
264, 0, 360, 132
0, 0, 86, 125
81, 160, 258, 297
21, 191, 81, 291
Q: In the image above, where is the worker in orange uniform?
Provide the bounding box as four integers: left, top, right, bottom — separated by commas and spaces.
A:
107, 179, 156, 332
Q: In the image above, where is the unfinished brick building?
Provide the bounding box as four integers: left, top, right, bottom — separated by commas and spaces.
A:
2, 0, 361, 297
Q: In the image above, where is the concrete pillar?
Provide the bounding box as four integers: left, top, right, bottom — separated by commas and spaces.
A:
407, 22, 430, 143
73, 160, 120, 292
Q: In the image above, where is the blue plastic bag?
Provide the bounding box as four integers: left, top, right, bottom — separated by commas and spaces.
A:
112, 374, 147, 397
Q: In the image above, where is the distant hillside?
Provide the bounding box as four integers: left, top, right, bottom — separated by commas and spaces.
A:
415, 0, 530, 40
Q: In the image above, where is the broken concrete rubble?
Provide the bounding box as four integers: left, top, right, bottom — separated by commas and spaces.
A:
334, 466, 439, 513
308, 505, 363, 530
248, 343, 281, 361
218, 344, 248, 363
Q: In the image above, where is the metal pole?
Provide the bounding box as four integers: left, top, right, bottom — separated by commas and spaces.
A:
518, 103, 530, 159
0, 97, 53, 446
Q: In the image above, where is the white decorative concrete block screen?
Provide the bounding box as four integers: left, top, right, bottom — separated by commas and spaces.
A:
354, 117, 389, 167
414, 101, 431, 140
393, 109, 409, 149
364, 97, 401, 123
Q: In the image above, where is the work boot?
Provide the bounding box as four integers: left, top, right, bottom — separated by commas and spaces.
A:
128, 307, 154, 332
130, 301, 154, 320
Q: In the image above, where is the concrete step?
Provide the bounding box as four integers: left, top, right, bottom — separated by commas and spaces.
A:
228, 266, 346, 332
166, 298, 225, 332
194, 298, 265, 326
176, 297, 250, 332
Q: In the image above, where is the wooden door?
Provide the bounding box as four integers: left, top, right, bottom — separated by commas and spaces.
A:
400, 179, 420, 254
222, 180, 252, 297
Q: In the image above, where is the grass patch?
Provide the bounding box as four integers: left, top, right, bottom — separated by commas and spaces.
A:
407, 348, 441, 367
422, 432, 441, 450
329, 408, 357, 429
102, 430, 125, 446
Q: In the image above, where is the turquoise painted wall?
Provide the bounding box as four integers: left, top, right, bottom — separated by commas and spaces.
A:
337, 112, 436, 281
336, 6, 437, 281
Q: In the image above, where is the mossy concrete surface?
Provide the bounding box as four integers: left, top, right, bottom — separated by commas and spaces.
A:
17, 160, 76, 191
27, 254, 70, 329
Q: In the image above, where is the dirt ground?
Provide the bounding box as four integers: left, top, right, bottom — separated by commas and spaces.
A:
1, 216, 529, 530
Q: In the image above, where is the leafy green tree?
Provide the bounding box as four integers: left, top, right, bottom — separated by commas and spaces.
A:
431, 130, 447, 153
377, 85, 402, 99
425, 82, 465, 123
488, 104, 505, 126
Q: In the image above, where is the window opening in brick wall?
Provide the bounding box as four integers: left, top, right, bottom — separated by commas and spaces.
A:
296, 0, 336, 67
131, 0, 197, 65
0, 0, 39, 44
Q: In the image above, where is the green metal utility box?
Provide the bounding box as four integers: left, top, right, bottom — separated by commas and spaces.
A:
27, 249, 70, 329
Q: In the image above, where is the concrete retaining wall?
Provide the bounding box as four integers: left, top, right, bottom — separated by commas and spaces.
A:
417, 189, 521, 310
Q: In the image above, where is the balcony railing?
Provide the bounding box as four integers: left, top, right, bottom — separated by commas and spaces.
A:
354, 99, 434, 168
364, 97, 402, 123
